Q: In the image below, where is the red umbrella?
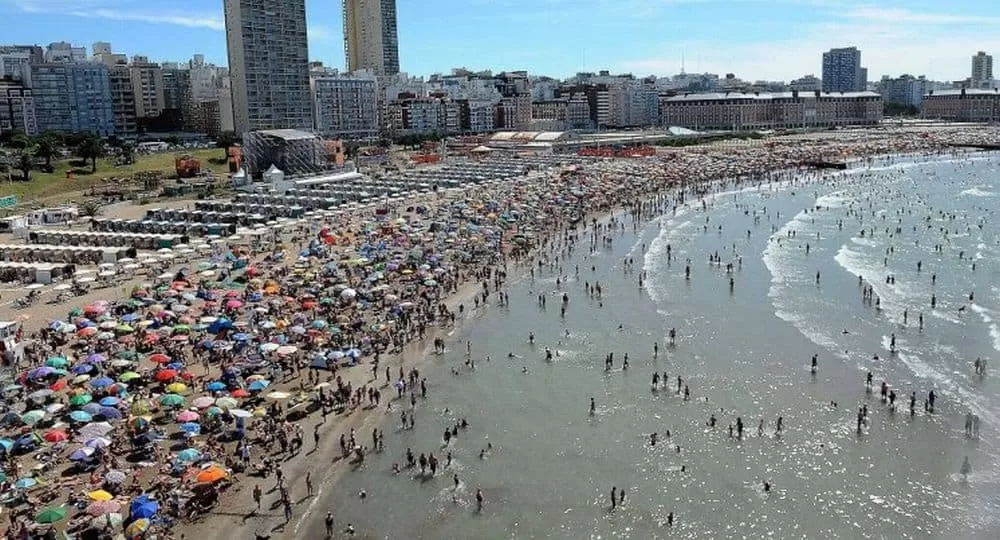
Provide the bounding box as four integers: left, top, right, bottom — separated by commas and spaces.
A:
43, 429, 68, 443
50, 379, 67, 392
230, 389, 250, 398
224, 290, 241, 298
302, 301, 317, 309
149, 353, 170, 364
155, 369, 177, 382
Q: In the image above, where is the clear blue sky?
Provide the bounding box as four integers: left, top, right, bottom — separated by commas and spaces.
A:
1, 0, 997, 81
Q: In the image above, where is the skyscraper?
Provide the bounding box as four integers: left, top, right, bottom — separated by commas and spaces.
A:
343, 0, 400, 76
224, 0, 313, 134
822, 47, 866, 93
972, 51, 993, 83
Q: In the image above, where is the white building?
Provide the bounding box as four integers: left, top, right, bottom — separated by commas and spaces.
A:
0, 50, 31, 81
44, 41, 87, 63
343, 0, 400, 76
311, 69, 379, 139
877, 75, 929, 108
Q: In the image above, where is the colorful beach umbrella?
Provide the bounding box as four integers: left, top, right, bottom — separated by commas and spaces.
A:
158, 394, 185, 407
35, 507, 68, 524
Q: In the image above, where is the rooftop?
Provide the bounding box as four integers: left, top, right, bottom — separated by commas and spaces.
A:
254, 129, 318, 141
666, 91, 881, 102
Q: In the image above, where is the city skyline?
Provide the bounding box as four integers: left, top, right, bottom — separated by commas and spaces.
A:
1, 0, 997, 82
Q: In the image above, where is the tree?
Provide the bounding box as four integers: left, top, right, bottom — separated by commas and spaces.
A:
33, 134, 61, 169
76, 136, 104, 173
78, 200, 103, 218
164, 135, 182, 147
120, 143, 135, 165
15, 147, 36, 181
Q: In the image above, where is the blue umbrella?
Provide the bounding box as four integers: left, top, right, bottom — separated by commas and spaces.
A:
231, 333, 250, 342
27, 366, 54, 379
345, 348, 361, 358
178, 422, 201, 434
82, 403, 103, 415
99, 396, 121, 406
71, 364, 94, 374
247, 380, 270, 392
86, 353, 106, 364
130, 495, 159, 519
13, 435, 37, 452
121, 313, 140, 322
69, 411, 93, 423
14, 477, 37, 489
97, 407, 122, 420
90, 377, 113, 389
206, 381, 226, 391
175, 448, 201, 462
70, 446, 96, 461
0, 439, 13, 451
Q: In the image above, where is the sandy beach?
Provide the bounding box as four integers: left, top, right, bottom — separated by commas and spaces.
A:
1, 125, 998, 540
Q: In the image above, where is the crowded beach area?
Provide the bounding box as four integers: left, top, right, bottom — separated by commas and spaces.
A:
0, 125, 997, 539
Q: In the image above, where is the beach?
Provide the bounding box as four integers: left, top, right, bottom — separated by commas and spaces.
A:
1, 125, 998, 539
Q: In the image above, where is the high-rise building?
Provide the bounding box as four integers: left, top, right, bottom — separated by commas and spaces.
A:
108, 65, 138, 137
44, 41, 87, 63
877, 74, 929, 108
92, 42, 128, 66
0, 49, 32, 81
822, 47, 866, 92
972, 51, 993, 83
129, 56, 166, 118
224, 0, 313, 134
343, 0, 400, 76
29, 62, 115, 136
0, 81, 37, 136
310, 68, 379, 139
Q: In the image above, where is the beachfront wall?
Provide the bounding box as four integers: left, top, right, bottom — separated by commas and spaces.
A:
921, 89, 1000, 123
661, 91, 883, 131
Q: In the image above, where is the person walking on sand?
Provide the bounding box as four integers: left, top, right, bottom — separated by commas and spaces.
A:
306, 471, 314, 497
252, 484, 262, 510
325, 512, 334, 537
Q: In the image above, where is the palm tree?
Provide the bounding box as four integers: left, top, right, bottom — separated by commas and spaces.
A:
78, 200, 103, 218
15, 147, 35, 181
76, 135, 104, 173
34, 134, 61, 170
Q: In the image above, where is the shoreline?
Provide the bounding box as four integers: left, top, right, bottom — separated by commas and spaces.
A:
3, 126, 998, 540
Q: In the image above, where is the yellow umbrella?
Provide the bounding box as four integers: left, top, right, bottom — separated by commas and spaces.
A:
166, 382, 188, 394
131, 400, 152, 415
88, 490, 114, 502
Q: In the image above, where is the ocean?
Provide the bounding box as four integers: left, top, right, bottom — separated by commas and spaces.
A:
309, 153, 1000, 539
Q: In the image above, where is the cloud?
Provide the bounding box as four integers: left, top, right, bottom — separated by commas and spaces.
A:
621, 8, 1000, 82
5, 0, 224, 30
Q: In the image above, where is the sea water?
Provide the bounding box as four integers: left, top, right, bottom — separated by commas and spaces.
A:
312, 154, 1000, 539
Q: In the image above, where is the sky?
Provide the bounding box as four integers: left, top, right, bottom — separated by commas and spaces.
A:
1, 0, 998, 82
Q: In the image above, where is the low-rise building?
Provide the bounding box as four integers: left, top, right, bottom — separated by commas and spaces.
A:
661, 90, 882, 130
921, 88, 1000, 122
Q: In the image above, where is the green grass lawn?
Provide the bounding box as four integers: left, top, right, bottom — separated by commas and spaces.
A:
2, 148, 223, 202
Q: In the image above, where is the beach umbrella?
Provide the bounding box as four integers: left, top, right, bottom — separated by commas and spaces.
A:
229, 409, 252, 419
276, 345, 297, 356
13, 434, 39, 452
77, 327, 98, 338
131, 400, 152, 415
125, 518, 151, 537
131, 417, 149, 431
70, 446, 97, 461
206, 381, 226, 391
129, 495, 159, 520
28, 366, 55, 379
195, 466, 227, 484
230, 389, 250, 398
115, 324, 134, 333
99, 396, 121, 406
104, 470, 127, 484
86, 353, 106, 364
247, 380, 270, 392
87, 489, 114, 502
155, 369, 178, 382
14, 477, 37, 489
178, 422, 201, 434
21, 410, 46, 425
86, 500, 120, 516
231, 333, 250, 342
158, 394, 185, 407
43, 429, 68, 443
118, 372, 140, 383
110, 359, 133, 368
45, 357, 68, 368
70, 394, 93, 407
266, 391, 291, 400
28, 389, 54, 402
204, 406, 223, 416
81, 402, 103, 415
35, 507, 68, 524
69, 410, 93, 423
97, 407, 122, 420
192, 396, 215, 409
148, 353, 171, 364
260, 342, 280, 353
90, 512, 124, 528
77, 422, 113, 440
90, 377, 113, 389
85, 437, 112, 449
176, 410, 199, 422
215, 397, 238, 409
71, 364, 95, 375
176, 448, 201, 463
72, 374, 92, 384
49, 379, 67, 392
166, 382, 188, 394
